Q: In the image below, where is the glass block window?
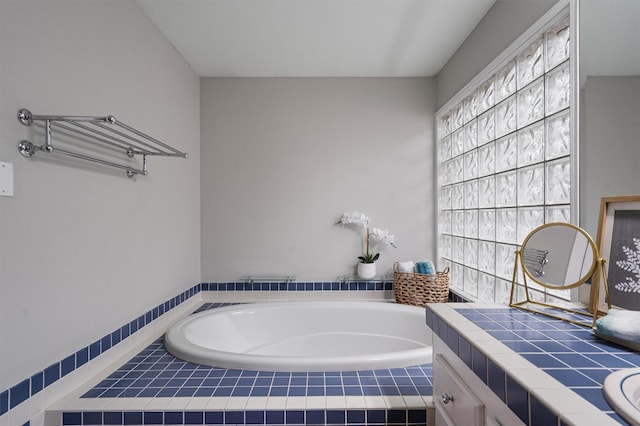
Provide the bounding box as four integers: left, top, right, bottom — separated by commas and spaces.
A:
436, 10, 573, 304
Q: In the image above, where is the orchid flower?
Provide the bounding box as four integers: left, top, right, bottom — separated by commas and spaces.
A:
336, 212, 396, 263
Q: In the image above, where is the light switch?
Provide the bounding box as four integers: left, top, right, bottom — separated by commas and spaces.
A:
0, 161, 14, 197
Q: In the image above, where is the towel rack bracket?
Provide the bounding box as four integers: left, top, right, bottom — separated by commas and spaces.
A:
18, 140, 37, 157
17, 108, 33, 126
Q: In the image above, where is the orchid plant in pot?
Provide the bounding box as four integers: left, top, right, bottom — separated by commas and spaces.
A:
336, 211, 396, 279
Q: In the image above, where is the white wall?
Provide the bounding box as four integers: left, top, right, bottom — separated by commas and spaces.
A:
581, 76, 640, 236
0, 0, 201, 392
436, 0, 557, 108
200, 78, 436, 281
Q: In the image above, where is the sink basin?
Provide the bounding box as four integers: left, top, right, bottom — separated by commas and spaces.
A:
604, 368, 640, 426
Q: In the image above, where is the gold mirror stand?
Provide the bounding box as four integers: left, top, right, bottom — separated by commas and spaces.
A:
509, 251, 611, 328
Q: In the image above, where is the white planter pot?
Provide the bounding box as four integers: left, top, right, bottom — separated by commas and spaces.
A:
357, 262, 376, 279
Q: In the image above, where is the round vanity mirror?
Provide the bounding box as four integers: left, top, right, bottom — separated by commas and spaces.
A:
520, 222, 598, 289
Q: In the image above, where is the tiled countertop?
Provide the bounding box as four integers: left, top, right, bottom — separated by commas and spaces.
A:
426, 303, 635, 426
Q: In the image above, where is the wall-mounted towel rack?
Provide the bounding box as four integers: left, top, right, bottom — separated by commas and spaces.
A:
17, 108, 188, 178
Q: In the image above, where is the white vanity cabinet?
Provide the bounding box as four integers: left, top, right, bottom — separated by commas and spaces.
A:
434, 353, 484, 426
433, 334, 525, 426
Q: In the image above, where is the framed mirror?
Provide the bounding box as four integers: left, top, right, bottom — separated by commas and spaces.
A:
510, 222, 610, 327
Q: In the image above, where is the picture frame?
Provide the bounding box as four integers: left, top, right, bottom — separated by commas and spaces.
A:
590, 195, 640, 313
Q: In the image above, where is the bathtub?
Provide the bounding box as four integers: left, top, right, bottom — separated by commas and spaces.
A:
164, 301, 432, 372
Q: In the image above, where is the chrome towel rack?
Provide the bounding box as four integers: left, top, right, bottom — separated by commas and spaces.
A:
17, 108, 188, 178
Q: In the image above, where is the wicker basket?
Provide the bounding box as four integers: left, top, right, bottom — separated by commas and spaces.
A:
393, 263, 450, 306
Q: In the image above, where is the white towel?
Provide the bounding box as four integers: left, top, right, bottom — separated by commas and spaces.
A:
396, 261, 415, 273
595, 309, 640, 343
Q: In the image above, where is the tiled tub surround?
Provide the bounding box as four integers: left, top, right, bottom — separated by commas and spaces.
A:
0, 281, 429, 426
50, 302, 433, 425
427, 303, 636, 425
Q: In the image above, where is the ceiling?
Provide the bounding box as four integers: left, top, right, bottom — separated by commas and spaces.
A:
135, 0, 496, 77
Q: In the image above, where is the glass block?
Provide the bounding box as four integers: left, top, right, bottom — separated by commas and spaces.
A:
464, 150, 478, 180
451, 263, 464, 290
440, 186, 452, 211
478, 142, 495, 177
464, 93, 478, 124
496, 208, 517, 244
546, 205, 570, 223
479, 210, 496, 241
528, 288, 546, 303
517, 36, 544, 89
464, 120, 478, 152
464, 239, 478, 269
546, 110, 571, 160
478, 272, 496, 303
494, 279, 512, 304
546, 287, 571, 302
452, 237, 464, 263
496, 134, 517, 172
495, 60, 517, 103
453, 103, 465, 131
441, 235, 452, 259
452, 183, 464, 210
517, 207, 544, 243
440, 210, 452, 235
452, 128, 465, 158
452, 156, 464, 184
439, 114, 451, 138
496, 171, 517, 207
546, 158, 571, 204
496, 244, 517, 280
464, 180, 478, 209
478, 109, 495, 146
452, 211, 464, 236
495, 95, 517, 138
464, 267, 478, 298
478, 78, 495, 113
517, 122, 545, 167
440, 136, 452, 162
478, 241, 496, 274
478, 176, 495, 208
464, 210, 478, 238
517, 78, 544, 128
545, 16, 570, 71
546, 62, 570, 115
441, 161, 452, 185
517, 164, 544, 206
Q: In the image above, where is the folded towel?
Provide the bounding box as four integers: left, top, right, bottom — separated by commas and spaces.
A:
595, 309, 640, 343
415, 261, 435, 275
396, 261, 415, 273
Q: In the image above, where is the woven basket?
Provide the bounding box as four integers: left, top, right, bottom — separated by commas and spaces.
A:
393, 263, 450, 306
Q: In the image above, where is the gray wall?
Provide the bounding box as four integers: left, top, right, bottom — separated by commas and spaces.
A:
200, 78, 436, 281
581, 77, 640, 236
0, 1, 201, 391
436, 0, 558, 108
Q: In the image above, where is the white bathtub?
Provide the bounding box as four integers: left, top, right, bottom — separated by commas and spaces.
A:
164, 301, 432, 372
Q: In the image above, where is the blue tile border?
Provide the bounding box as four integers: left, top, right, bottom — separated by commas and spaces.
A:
1, 279, 430, 421
1, 284, 201, 417
200, 280, 394, 292
60, 409, 430, 425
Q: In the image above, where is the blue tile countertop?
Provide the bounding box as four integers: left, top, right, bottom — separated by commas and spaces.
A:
426, 303, 635, 426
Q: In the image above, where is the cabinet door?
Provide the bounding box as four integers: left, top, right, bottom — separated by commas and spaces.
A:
434, 354, 485, 426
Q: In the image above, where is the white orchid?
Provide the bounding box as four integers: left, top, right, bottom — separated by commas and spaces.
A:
336, 211, 370, 227
336, 212, 396, 263
370, 227, 397, 248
